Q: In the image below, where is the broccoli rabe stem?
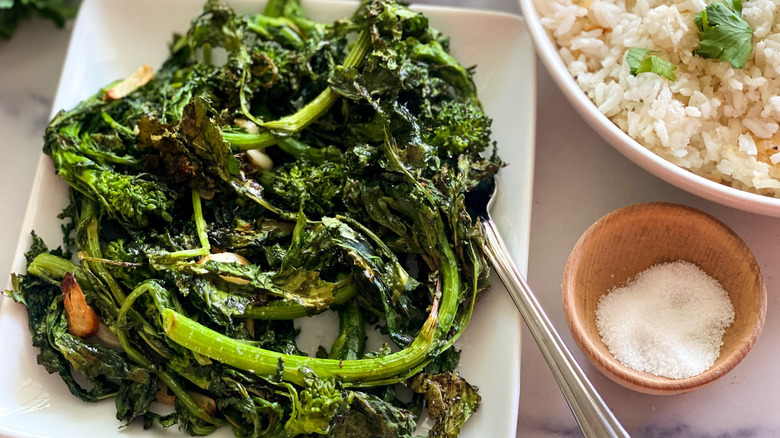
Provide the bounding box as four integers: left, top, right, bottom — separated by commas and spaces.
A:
202, 43, 212, 66
118, 281, 221, 426
29, 249, 170, 361
276, 137, 320, 159
341, 247, 480, 389
240, 281, 357, 320
262, 0, 288, 17
193, 190, 211, 251
163, 224, 460, 387
27, 253, 92, 289
152, 189, 211, 261
100, 113, 134, 137
29, 247, 220, 426
328, 302, 365, 360
225, 30, 370, 150
247, 15, 304, 47
261, 88, 339, 133
116, 283, 162, 367
221, 131, 278, 151
78, 201, 175, 355
26, 253, 157, 342
261, 30, 370, 133
80, 200, 126, 304
264, 0, 322, 31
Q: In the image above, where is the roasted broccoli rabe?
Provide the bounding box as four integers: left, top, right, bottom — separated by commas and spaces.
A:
7, 1, 501, 437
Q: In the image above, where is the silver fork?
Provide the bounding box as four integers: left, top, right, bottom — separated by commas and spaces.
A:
467, 178, 629, 438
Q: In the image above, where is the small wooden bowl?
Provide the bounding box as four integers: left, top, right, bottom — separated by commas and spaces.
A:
562, 202, 766, 395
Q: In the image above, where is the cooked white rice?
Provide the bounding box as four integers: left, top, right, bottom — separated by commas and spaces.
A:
537, 0, 780, 195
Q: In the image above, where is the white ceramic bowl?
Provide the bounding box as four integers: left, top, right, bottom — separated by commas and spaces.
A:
519, 0, 780, 218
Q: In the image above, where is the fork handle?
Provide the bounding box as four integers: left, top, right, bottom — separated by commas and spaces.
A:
480, 219, 629, 438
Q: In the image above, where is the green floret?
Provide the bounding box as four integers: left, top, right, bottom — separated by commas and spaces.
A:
409, 40, 478, 104
427, 101, 492, 157
262, 161, 347, 216
284, 369, 345, 436
49, 143, 174, 227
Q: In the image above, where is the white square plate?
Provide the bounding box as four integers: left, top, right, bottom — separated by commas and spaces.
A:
0, 1, 535, 436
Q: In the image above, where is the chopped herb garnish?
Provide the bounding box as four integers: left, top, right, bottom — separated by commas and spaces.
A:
694, 0, 753, 69
626, 47, 677, 81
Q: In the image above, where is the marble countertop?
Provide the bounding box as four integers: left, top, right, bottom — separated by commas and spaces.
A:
2, 2, 779, 437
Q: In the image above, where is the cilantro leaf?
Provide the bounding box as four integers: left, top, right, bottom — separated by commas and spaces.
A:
636, 55, 677, 81
625, 47, 677, 81
626, 47, 653, 73
694, 0, 753, 69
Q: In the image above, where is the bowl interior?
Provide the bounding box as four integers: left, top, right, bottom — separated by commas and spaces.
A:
517, 0, 780, 218
563, 203, 767, 394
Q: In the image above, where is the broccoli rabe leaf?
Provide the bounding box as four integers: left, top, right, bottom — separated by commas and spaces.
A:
411, 372, 481, 438
56, 333, 149, 383
694, 0, 753, 68
115, 379, 158, 425
329, 391, 417, 438
138, 98, 240, 191
263, 160, 348, 217
179, 260, 335, 310
6, 274, 120, 401
427, 101, 493, 156
328, 303, 366, 361
321, 216, 424, 347
140, 97, 290, 218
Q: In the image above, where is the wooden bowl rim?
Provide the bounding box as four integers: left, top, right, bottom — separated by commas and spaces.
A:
562, 202, 767, 395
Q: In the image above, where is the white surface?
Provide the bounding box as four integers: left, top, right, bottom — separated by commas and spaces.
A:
0, 18, 71, 292
0, 1, 534, 437
518, 0, 780, 219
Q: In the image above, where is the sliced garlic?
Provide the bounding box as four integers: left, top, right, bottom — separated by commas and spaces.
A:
189, 392, 218, 416
234, 118, 260, 134
156, 381, 176, 405
61, 273, 100, 338
95, 322, 122, 350
198, 252, 251, 285
246, 149, 273, 171
105, 63, 154, 100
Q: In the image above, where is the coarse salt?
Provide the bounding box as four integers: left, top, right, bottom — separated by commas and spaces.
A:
595, 261, 735, 379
